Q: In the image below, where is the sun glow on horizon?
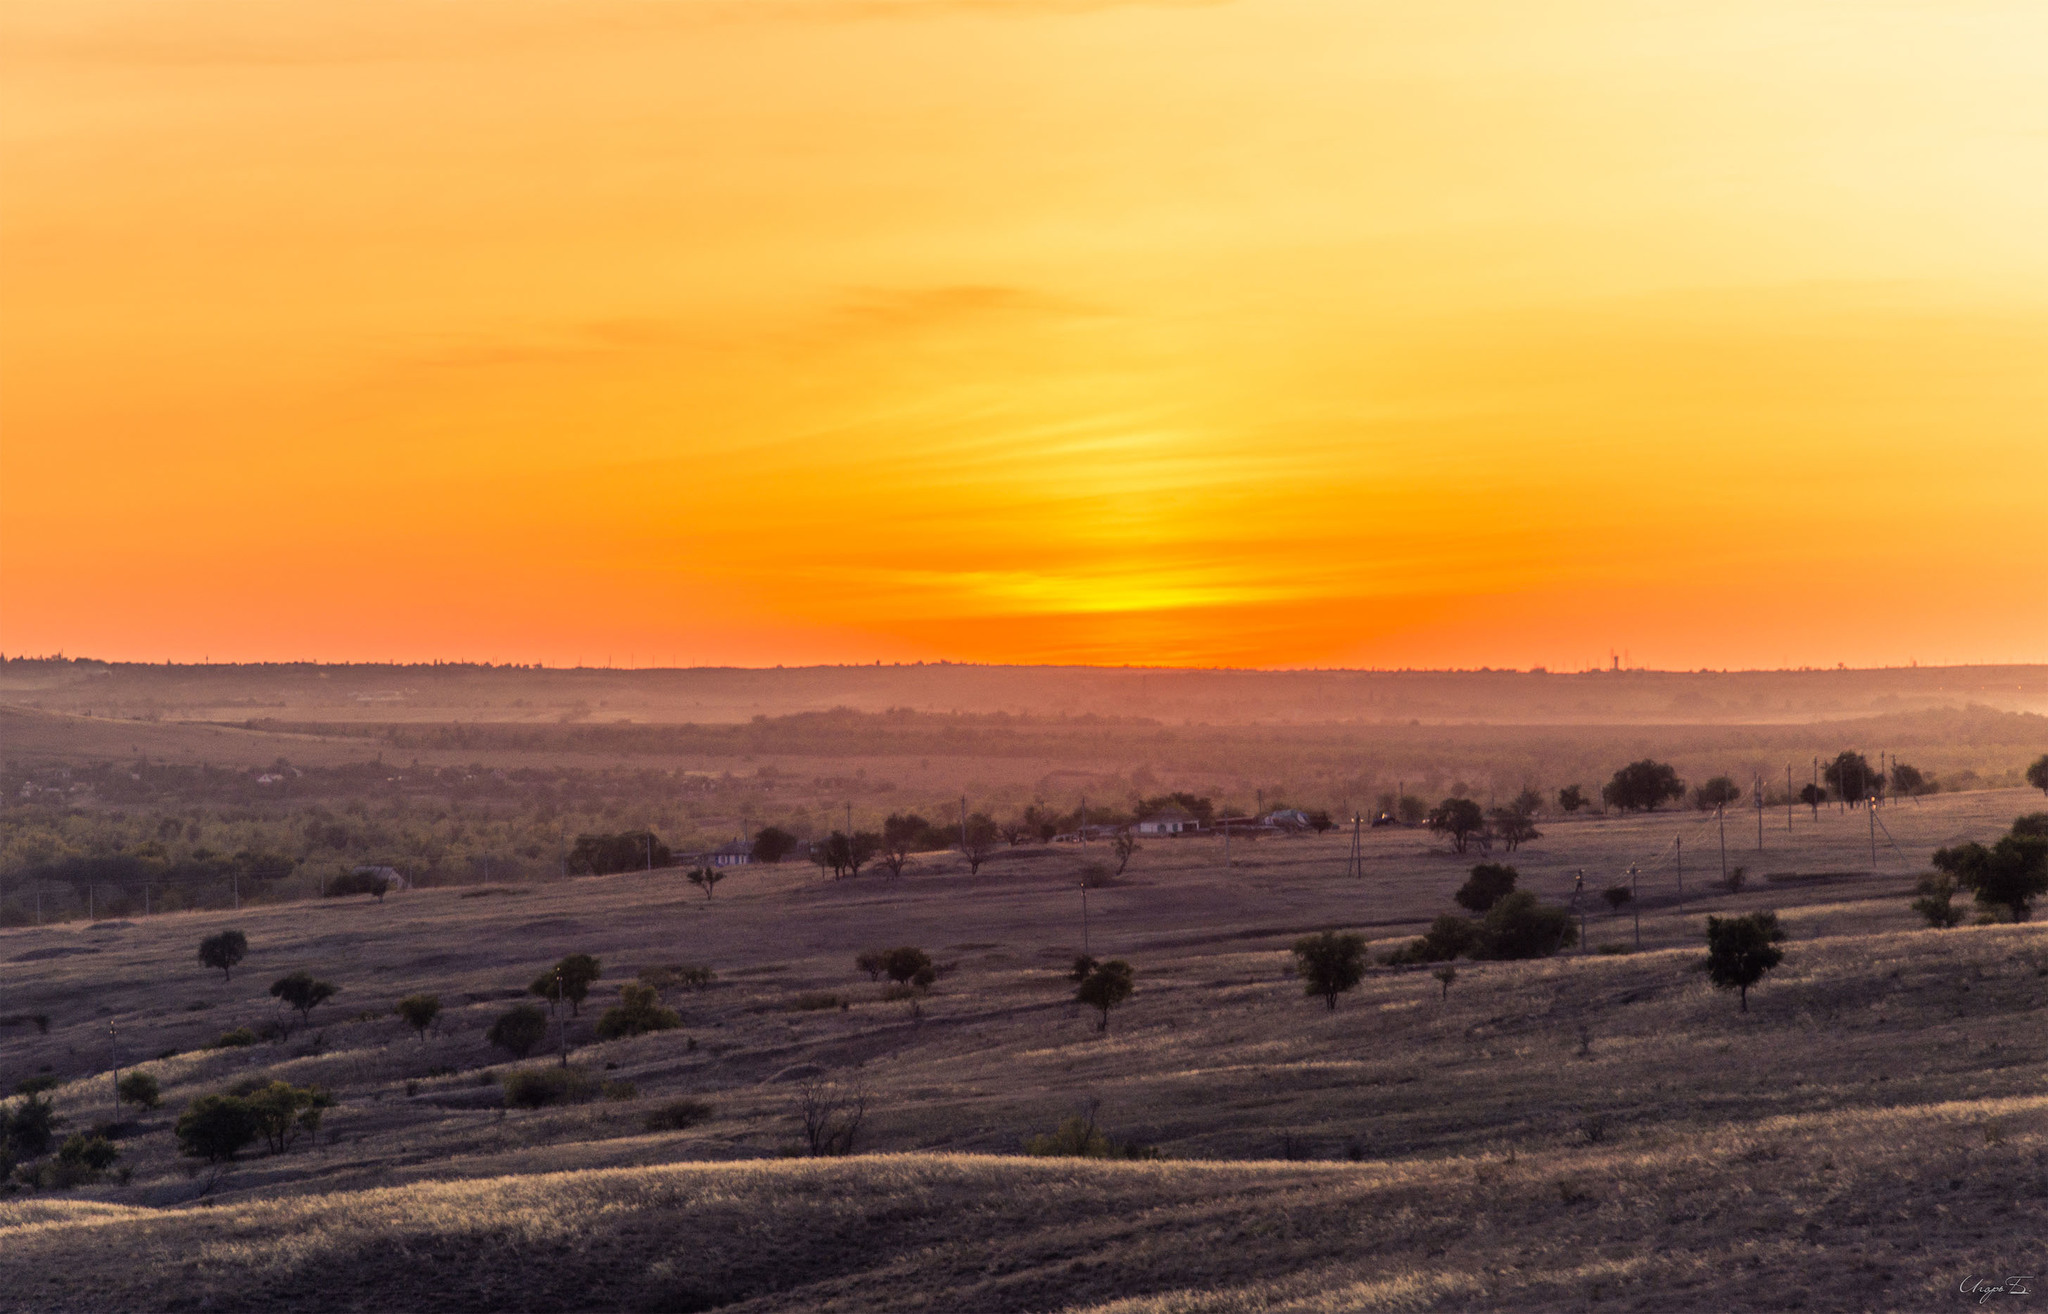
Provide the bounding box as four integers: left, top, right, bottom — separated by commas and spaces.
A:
3, 0, 2045, 670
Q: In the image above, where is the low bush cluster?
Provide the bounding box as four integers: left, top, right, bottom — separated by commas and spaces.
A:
1023, 1116, 1161, 1160
502, 1066, 596, 1109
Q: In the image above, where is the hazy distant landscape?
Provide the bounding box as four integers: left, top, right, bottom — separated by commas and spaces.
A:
3, 661, 2044, 1308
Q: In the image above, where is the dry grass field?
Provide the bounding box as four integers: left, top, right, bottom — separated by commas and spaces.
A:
3, 785, 2045, 1309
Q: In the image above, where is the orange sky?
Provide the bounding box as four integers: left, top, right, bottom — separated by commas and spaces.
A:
3, 0, 2045, 670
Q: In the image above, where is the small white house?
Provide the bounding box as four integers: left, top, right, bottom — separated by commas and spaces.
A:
708, 840, 753, 867
1135, 809, 1197, 836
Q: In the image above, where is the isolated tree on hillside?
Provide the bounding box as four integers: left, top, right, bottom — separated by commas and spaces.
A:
1292, 931, 1366, 1011
1704, 911, 1786, 1012
1479, 891, 1577, 960
1693, 777, 1742, 811
2028, 754, 2048, 796
958, 814, 1000, 875
686, 866, 726, 899
487, 1003, 550, 1058
1557, 784, 1587, 814
1111, 829, 1141, 876
1454, 863, 1518, 914
175, 1094, 261, 1164
269, 970, 337, 1025
596, 983, 681, 1039
1602, 760, 1685, 813
1510, 787, 1545, 817
198, 930, 249, 982
1798, 783, 1827, 816
394, 993, 441, 1042
1889, 763, 1928, 799
1075, 959, 1135, 1033
117, 1071, 161, 1111
531, 953, 602, 1015
1601, 885, 1633, 915
751, 827, 798, 864
1427, 798, 1487, 854
879, 946, 934, 986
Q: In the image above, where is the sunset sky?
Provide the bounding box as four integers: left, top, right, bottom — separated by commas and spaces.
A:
3, 0, 2044, 670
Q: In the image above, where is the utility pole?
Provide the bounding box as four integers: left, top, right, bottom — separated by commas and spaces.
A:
1718, 806, 1728, 888
1223, 818, 1231, 870
1345, 811, 1364, 879
109, 1021, 119, 1115
1629, 865, 1641, 950
1787, 764, 1793, 831
233, 871, 240, 911
1675, 835, 1683, 908
960, 796, 968, 849
1080, 878, 1090, 957
1868, 798, 1878, 870
845, 802, 852, 838
1079, 794, 1087, 846
556, 968, 569, 1070
1573, 869, 1587, 955
88, 883, 94, 923
1756, 776, 1764, 851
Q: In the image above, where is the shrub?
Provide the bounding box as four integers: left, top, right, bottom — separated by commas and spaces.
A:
1068, 954, 1099, 983
1023, 1115, 1160, 1160
1292, 931, 1366, 1010
1596, 942, 1632, 955
38, 1134, 119, 1188
1934, 825, 2048, 922
4, 1092, 59, 1159
595, 983, 682, 1039
116, 1071, 161, 1111
1704, 911, 1787, 1012
643, 1098, 714, 1132
197, 929, 249, 982
1386, 913, 1480, 965
1912, 872, 1966, 928
601, 1080, 640, 1101
1431, 964, 1457, 1000
244, 1081, 334, 1153
212, 1027, 257, 1049
487, 1004, 551, 1059
324, 869, 393, 899
530, 954, 602, 1016
175, 1094, 261, 1163
14, 1075, 60, 1096
638, 964, 715, 992
1693, 777, 1742, 810
502, 1066, 596, 1109
1479, 891, 1577, 960
879, 947, 933, 986
1075, 959, 1135, 1032
1600, 885, 1632, 913
394, 993, 441, 1041
784, 992, 843, 1012
793, 1076, 866, 1156
1454, 863, 1518, 913
855, 950, 887, 982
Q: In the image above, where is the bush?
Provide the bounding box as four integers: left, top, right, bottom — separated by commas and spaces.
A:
1023, 1115, 1161, 1160
1934, 824, 2048, 922
502, 1066, 595, 1109
487, 1004, 551, 1059
638, 964, 715, 993
879, 946, 934, 986
530, 954, 602, 1016
244, 1081, 334, 1153
1912, 872, 1966, 928
324, 869, 393, 899
117, 1071, 161, 1111
595, 983, 682, 1039
212, 1027, 257, 1049
269, 970, 338, 1022
1479, 891, 1577, 960
785, 992, 844, 1012
175, 1094, 261, 1162
1454, 864, 1518, 913
38, 1134, 119, 1188
4, 1092, 59, 1159
14, 1075, 59, 1096
1291, 931, 1366, 1010
601, 1080, 640, 1101
1387, 913, 1481, 964
1075, 959, 1135, 1032
394, 993, 441, 1041
643, 1098, 714, 1132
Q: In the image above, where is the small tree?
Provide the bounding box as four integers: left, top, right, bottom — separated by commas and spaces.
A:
1890, 763, 1928, 798
117, 1071, 161, 1111
198, 929, 249, 982
4, 1092, 58, 1158
246, 1081, 334, 1154
1454, 863, 1518, 913
1693, 777, 1742, 811
958, 814, 999, 875
1075, 959, 1134, 1032
487, 1003, 550, 1059
1111, 829, 1140, 876
686, 866, 726, 899
1911, 872, 1966, 928
794, 1075, 867, 1156
1933, 829, 2048, 922
1432, 964, 1457, 1001
270, 970, 338, 1025
596, 982, 682, 1039
751, 827, 798, 864
1798, 783, 1826, 815
176, 1094, 260, 1163
1600, 885, 1632, 915
394, 993, 441, 1041
880, 814, 931, 878
2027, 754, 2048, 796
1292, 931, 1366, 1011
530, 953, 602, 1015
1823, 752, 1880, 804
1427, 798, 1487, 854
1479, 891, 1576, 960
1602, 760, 1684, 813
1704, 911, 1786, 1012
1068, 954, 1099, 983
1557, 785, 1587, 814
1488, 807, 1541, 853
1307, 810, 1335, 833
855, 949, 887, 982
